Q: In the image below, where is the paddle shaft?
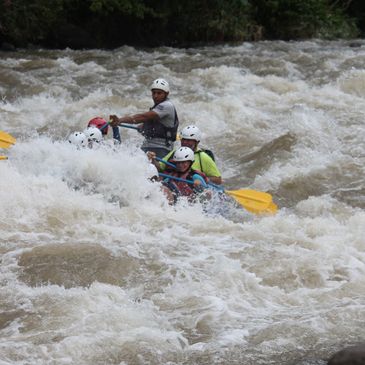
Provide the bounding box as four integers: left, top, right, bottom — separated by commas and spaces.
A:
155, 157, 176, 169
159, 172, 195, 185
102, 122, 139, 131
120, 124, 140, 131
98, 122, 121, 142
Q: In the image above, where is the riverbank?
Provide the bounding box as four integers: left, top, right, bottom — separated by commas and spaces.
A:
1, 0, 364, 50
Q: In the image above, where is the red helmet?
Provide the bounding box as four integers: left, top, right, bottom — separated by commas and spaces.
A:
87, 117, 108, 135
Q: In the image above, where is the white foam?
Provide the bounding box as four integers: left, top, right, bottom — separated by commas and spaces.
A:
1, 41, 365, 364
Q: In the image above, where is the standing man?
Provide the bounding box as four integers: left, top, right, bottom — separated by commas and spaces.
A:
109, 78, 179, 158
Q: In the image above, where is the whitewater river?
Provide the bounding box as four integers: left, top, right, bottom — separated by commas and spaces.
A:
0, 40, 364, 365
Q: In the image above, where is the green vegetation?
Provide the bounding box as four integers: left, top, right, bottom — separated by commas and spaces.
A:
0, 0, 363, 49
251, 0, 358, 39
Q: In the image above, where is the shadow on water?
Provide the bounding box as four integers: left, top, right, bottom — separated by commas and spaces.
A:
17, 243, 175, 298
274, 164, 365, 210
225, 132, 298, 185
223, 133, 297, 208
222, 133, 365, 210
18, 244, 140, 288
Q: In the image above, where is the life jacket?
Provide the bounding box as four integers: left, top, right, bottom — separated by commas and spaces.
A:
140, 101, 179, 144
162, 169, 208, 201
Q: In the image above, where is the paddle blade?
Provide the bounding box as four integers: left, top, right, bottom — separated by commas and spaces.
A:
0, 156, 8, 160
226, 189, 277, 214
0, 131, 16, 149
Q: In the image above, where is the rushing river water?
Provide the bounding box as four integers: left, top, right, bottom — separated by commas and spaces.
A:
0, 40, 365, 365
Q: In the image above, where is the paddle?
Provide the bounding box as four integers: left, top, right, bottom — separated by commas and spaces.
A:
0, 131, 16, 149
100, 121, 141, 141
119, 124, 140, 131
118, 124, 181, 140
155, 156, 176, 168
101, 121, 140, 132
98, 122, 121, 143
158, 169, 277, 215
107, 122, 183, 142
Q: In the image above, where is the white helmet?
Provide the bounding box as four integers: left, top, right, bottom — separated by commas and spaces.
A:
180, 125, 202, 142
150, 78, 169, 93
83, 127, 102, 143
173, 147, 195, 162
68, 131, 87, 147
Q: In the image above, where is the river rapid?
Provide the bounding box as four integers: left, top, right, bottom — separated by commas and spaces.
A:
0, 40, 364, 365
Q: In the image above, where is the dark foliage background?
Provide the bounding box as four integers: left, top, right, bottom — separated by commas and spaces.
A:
0, 0, 364, 49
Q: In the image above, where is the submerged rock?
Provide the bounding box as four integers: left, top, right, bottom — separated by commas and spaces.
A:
328, 344, 365, 365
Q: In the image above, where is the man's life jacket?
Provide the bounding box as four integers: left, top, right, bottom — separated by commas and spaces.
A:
140, 102, 179, 143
